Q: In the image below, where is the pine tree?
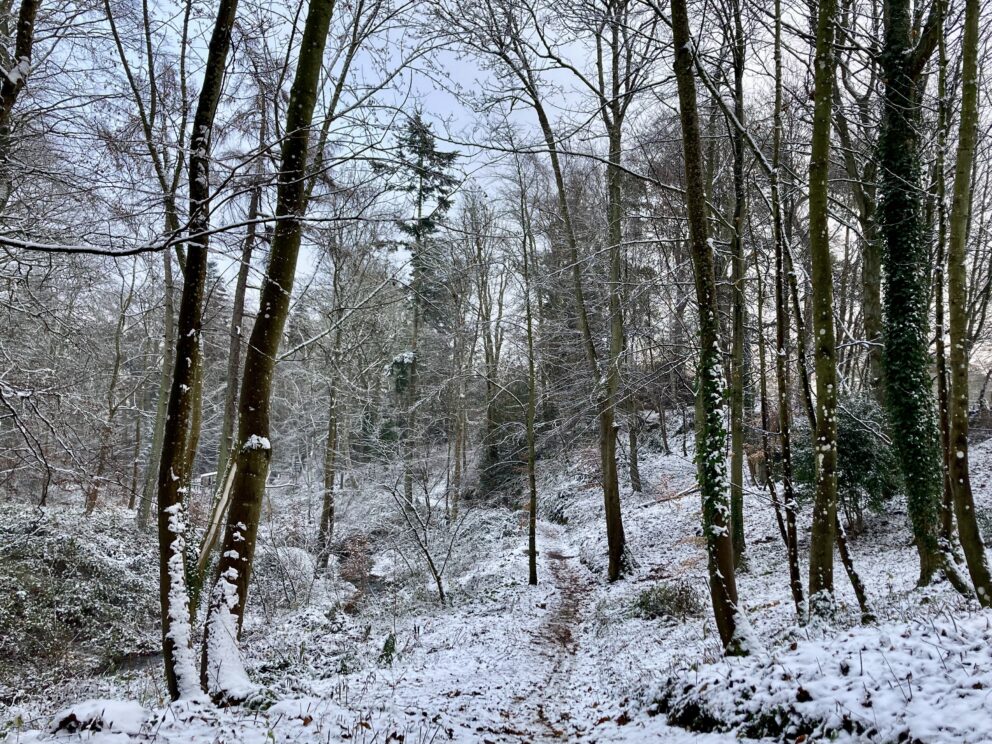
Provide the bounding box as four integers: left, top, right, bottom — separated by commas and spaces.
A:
392, 113, 458, 503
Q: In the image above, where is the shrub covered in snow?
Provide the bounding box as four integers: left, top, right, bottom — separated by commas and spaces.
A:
0, 505, 158, 690
657, 610, 992, 743
633, 581, 703, 621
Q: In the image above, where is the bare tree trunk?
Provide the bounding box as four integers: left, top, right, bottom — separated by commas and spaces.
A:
771, 0, 804, 619
933, 11, 958, 556
727, 0, 747, 566
518, 164, 539, 586
807, 0, 840, 618
835, 515, 874, 622
140, 249, 176, 530
602, 118, 627, 580
317, 383, 337, 564
317, 305, 344, 566
216, 140, 264, 480
946, 0, 992, 605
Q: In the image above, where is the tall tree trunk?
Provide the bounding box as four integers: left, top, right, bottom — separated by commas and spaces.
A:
318, 382, 337, 564
946, 0, 992, 605
806, 0, 839, 617
879, 0, 942, 586
934, 6, 958, 555
771, 0, 805, 619
317, 309, 343, 565
129, 408, 142, 508
602, 120, 627, 581
140, 247, 176, 530
217, 162, 263, 479
154, 0, 239, 701
670, 0, 745, 655
0, 0, 39, 189
519, 169, 539, 587
728, 0, 747, 566
200, 0, 336, 702
510, 49, 622, 579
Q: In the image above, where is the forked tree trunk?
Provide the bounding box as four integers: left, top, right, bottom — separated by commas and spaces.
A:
200, 0, 336, 702
513, 49, 623, 579
670, 0, 744, 655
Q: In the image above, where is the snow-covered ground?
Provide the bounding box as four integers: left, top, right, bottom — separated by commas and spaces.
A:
4, 437, 992, 742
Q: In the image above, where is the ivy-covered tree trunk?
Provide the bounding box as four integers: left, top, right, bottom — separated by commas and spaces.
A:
878, 0, 943, 586
670, 0, 744, 655
200, 0, 335, 703
946, 0, 992, 605
806, 0, 839, 617
154, 0, 239, 701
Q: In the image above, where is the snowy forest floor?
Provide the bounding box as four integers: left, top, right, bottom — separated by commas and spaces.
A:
4, 437, 992, 743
